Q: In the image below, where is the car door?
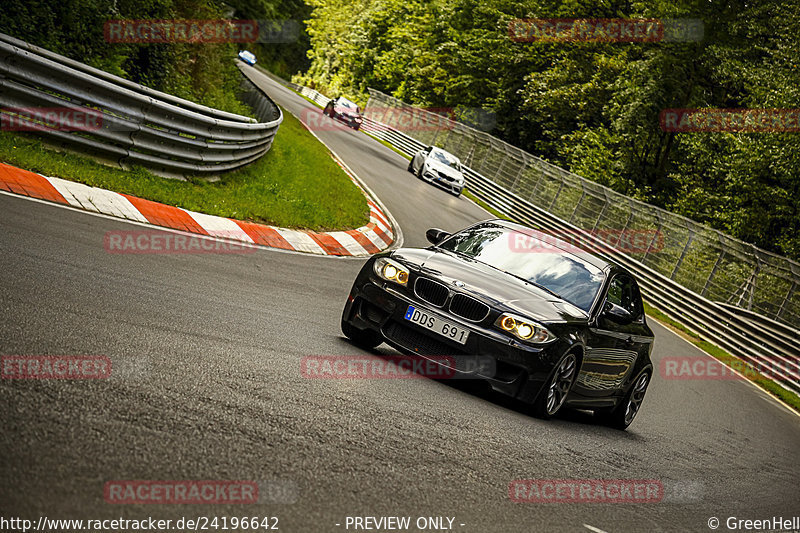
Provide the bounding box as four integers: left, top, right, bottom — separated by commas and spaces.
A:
576, 274, 645, 400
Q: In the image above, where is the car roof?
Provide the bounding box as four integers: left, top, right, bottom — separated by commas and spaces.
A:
335, 97, 358, 107
483, 219, 620, 272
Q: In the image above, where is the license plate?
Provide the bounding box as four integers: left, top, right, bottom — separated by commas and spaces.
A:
404, 305, 469, 345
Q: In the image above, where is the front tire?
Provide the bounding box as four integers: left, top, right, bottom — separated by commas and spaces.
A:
602, 371, 650, 430
341, 319, 383, 350
533, 352, 577, 419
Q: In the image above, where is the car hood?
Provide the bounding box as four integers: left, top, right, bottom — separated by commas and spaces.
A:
426, 159, 464, 181
391, 248, 589, 323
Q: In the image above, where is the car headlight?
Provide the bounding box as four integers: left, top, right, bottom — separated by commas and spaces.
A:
374, 257, 409, 286
494, 313, 556, 343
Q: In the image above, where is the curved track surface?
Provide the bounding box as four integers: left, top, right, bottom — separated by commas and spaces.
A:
1, 67, 798, 532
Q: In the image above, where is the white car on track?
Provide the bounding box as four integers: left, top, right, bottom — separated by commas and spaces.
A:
408, 146, 465, 197
238, 50, 257, 65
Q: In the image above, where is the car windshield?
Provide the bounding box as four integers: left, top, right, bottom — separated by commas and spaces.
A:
430, 150, 461, 170
438, 224, 605, 312
338, 99, 357, 109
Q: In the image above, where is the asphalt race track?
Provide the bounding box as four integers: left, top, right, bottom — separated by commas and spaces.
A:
1, 67, 798, 533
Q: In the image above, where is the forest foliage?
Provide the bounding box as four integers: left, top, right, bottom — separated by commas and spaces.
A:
294, 0, 800, 260
0, 0, 256, 115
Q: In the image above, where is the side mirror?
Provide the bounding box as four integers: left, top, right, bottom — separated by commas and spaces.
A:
426, 228, 451, 246
602, 302, 634, 325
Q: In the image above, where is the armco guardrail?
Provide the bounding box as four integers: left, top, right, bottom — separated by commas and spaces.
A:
0, 33, 282, 178
359, 115, 800, 396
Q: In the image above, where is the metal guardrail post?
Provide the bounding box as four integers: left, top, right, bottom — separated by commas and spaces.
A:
777, 282, 796, 320
671, 226, 696, 280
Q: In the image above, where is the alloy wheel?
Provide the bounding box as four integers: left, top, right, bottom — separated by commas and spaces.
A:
623, 373, 649, 425
545, 353, 577, 416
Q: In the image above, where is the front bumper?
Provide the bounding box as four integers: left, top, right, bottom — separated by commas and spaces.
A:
333, 112, 362, 129
420, 169, 463, 194
342, 278, 570, 404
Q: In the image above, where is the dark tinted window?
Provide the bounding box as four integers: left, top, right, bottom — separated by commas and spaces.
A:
606, 274, 643, 320
439, 224, 605, 312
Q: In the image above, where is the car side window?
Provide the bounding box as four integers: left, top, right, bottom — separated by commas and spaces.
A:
606, 275, 643, 321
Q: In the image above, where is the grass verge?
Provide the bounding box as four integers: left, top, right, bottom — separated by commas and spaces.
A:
644, 301, 800, 413
462, 190, 512, 220
0, 107, 368, 231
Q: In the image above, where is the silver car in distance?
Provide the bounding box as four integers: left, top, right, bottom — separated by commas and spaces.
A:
408, 146, 465, 197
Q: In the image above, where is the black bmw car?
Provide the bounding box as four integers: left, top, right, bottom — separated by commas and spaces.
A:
341, 220, 654, 429
323, 96, 363, 130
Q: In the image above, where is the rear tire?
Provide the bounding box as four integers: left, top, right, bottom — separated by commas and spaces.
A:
602, 371, 650, 430
341, 319, 383, 350
533, 352, 578, 419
